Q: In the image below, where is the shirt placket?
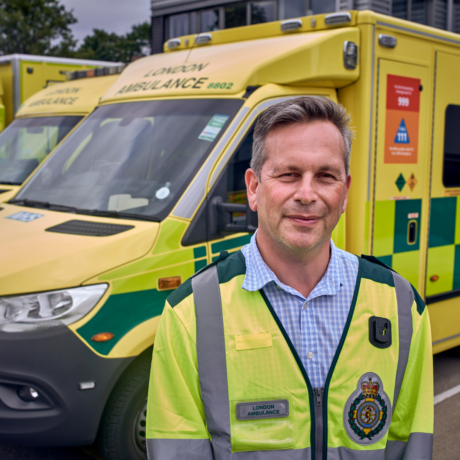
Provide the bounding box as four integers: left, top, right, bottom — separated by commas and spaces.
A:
300, 296, 321, 387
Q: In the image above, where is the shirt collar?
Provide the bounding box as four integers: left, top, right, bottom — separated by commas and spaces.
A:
242, 231, 344, 300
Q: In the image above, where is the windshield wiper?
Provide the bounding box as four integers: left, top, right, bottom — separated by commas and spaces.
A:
9, 199, 160, 222
0, 181, 22, 185
9, 199, 77, 212
75, 208, 160, 222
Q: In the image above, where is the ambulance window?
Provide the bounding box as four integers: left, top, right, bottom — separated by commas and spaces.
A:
225, 125, 254, 225
0, 116, 82, 186
15, 99, 244, 221
443, 104, 460, 188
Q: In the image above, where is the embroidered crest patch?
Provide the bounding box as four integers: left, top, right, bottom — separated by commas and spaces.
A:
343, 372, 392, 445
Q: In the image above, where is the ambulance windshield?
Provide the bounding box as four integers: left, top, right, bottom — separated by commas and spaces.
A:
14, 99, 243, 221
0, 116, 82, 185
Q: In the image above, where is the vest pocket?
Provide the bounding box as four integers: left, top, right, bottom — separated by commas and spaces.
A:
230, 398, 293, 452
235, 332, 272, 350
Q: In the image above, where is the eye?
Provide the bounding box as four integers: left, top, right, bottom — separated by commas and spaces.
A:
319, 173, 335, 179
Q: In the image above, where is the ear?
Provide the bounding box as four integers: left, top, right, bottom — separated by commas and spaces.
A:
245, 168, 259, 212
341, 174, 352, 214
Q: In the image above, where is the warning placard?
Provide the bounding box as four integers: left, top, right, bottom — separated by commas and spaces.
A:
384, 74, 420, 164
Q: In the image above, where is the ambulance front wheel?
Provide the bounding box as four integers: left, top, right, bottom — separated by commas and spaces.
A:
97, 349, 152, 460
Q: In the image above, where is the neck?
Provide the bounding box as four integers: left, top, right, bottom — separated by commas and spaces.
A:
255, 229, 331, 298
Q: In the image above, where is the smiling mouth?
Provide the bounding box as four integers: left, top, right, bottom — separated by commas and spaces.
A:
285, 215, 322, 225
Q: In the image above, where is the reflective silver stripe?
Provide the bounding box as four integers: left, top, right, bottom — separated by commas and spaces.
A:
147, 438, 213, 460
327, 447, 385, 460
392, 272, 414, 410
192, 266, 231, 455
219, 448, 311, 459
328, 432, 433, 460
385, 433, 433, 460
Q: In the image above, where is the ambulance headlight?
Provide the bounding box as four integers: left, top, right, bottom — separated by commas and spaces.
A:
0, 284, 108, 333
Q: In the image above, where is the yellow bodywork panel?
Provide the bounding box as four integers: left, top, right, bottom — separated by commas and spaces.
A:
17, 75, 118, 118
0, 204, 158, 295
102, 27, 359, 103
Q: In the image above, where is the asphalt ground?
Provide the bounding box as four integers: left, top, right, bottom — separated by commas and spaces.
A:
1, 346, 460, 459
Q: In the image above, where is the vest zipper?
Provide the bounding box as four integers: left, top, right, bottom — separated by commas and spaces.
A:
313, 387, 324, 460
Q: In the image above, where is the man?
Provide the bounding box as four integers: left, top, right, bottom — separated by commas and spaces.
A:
146, 97, 433, 460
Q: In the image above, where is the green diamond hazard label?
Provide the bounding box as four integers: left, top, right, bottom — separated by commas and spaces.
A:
395, 173, 406, 192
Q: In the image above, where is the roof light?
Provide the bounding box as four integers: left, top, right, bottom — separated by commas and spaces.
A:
195, 33, 212, 45
378, 34, 397, 48
167, 38, 181, 50
325, 12, 351, 25
280, 19, 302, 32
65, 65, 125, 81
343, 41, 358, 70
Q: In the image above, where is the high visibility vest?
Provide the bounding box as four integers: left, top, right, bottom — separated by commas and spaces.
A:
146, 251, 433, 460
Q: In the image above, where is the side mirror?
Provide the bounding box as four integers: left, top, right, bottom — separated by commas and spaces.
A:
209, 196, 257, 235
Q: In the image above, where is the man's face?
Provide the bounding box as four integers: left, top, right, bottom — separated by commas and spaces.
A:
246, 120, 351, 254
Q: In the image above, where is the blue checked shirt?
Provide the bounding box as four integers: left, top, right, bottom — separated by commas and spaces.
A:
241, 233, 359, 388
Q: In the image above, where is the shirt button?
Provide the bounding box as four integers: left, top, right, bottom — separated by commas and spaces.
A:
303, 302, 308, 309
307, 351, 314, 359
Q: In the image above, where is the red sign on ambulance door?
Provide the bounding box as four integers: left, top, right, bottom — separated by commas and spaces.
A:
384, 74, 421, 164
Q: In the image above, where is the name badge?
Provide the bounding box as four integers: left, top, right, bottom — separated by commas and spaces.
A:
236, 399, 289, 420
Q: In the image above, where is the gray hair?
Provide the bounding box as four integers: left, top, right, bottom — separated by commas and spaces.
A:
250, 97, 353, 179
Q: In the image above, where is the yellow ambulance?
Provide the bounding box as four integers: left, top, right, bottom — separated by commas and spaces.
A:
0, 66, 124, 202
0, 54, 122, 127
0, 9, 458, 460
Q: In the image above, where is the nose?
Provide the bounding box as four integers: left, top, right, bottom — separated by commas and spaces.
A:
292, 174, 317, 205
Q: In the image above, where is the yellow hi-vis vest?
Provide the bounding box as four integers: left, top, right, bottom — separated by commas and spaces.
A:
146, 251, 433, 460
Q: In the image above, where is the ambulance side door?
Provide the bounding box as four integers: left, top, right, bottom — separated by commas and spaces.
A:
372, 60, 430, 292
425, 51, 460, 351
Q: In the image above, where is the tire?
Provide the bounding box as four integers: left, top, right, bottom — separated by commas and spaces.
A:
97, 349, 152, 460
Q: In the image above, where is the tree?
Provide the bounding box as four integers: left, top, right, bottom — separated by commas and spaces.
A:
75, 22, 151, 63
0, 0, 77, 56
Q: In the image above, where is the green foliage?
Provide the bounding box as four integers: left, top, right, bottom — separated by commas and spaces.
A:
0, 0, 151, 62
0, 0, 77, 56
75, 22, 151, 62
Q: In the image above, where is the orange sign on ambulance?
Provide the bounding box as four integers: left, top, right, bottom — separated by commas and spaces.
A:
384, 74, 420, 164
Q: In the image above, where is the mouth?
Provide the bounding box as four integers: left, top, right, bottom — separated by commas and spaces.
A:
285, 214, 322, 226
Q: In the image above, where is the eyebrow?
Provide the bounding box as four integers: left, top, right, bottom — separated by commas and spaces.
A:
270, 164, 303, 174
271, 164, 344, 175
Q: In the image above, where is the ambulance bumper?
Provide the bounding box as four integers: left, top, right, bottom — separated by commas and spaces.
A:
0, 326, 133, 446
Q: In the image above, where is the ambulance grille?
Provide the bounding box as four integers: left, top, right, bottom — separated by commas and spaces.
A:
45, 220, 134, 237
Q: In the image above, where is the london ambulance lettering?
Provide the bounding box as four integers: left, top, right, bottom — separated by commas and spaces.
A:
28, 97, 79, 107
384, 74, 421, 164
247, 405, 280, 417
27, 87, 82, 107
115, 62, 211, 95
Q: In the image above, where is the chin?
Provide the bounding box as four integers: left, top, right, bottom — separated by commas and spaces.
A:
282, 235, 322, 252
